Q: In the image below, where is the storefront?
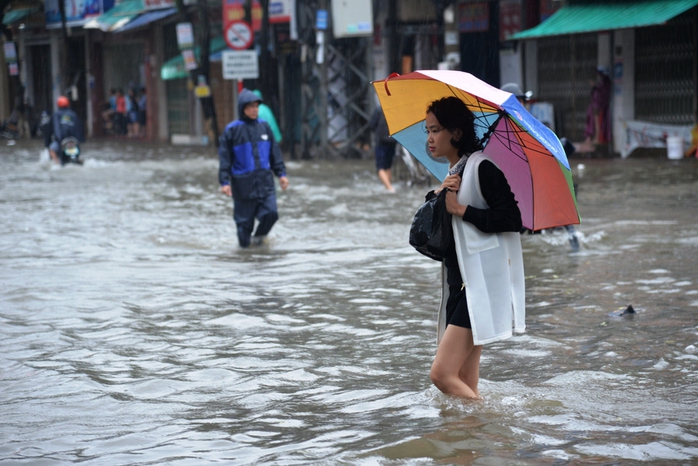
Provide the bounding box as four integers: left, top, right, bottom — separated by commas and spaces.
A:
511, 0, 698, 154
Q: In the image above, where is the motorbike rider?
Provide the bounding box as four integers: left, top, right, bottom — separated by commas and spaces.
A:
46, 96, 85, 164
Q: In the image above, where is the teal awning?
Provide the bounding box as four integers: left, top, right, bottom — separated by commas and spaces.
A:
510, 0, 698, 40
161, 36, 228, 80
83, 0, 144, 32
2, 8, 38, 25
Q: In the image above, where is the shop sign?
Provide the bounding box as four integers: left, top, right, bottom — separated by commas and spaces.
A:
44, 0, 102, 28
223, 0, 244, 28
458, 1, 489, 33
143, 0, 175, 9
182, 49, 198, 71
269, 0, 291, 23
3, 42, 17, 63
177, 22, 195, 50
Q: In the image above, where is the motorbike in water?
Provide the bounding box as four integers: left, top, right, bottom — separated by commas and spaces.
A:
59, 137, 83, 165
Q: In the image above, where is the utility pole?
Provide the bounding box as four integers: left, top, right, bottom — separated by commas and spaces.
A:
318, 0, 329, 152
174, 0, 220, 146
0, 2, 24, 116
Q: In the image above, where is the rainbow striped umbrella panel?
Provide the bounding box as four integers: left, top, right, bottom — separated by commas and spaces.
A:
373, 70, 580, 231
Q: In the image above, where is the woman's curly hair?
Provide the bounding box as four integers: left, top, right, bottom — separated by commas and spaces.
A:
426, 97, 482, 156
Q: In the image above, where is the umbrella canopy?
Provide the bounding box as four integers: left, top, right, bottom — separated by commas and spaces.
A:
372, 70, 580, 231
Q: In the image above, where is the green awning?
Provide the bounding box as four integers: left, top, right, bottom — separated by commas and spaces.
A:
510, 0, 698, 40
161, 36, 228, 80
2, 8, 38, 25
83, 0, 144, 32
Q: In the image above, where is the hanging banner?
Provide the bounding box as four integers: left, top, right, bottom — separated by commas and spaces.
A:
499, 0, 521, 41
623, 120, 692, 158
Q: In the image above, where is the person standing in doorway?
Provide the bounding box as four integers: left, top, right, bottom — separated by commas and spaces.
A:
369, 104, 397, 192
127, 88, 139, 138
137, 88, 147, 137
115, 89, 128, 135
584, 66, 611, 145
218, 88, 289, 248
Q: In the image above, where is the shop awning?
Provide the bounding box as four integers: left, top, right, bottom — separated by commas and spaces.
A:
510, 0, 698, 40
83, 0, 144, 32
161, 36, 227, 80
115, 7, 177, 33
2, 7, 39, 25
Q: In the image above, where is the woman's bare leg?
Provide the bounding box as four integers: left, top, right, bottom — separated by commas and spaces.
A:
430, 325, 482, 398
458, 345, 482, 397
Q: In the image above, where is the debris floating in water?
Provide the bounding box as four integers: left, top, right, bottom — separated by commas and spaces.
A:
608, 304, 636, 317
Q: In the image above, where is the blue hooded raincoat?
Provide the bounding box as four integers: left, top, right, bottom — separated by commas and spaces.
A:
218, 88, 286, 200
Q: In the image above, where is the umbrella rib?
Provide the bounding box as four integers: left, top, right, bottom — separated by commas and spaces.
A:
494, 118, 558, 159
442, 84, 499, 135
488, 121, 528, 163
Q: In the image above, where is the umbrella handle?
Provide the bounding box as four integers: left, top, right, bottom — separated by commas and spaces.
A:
384, 72, 400, 96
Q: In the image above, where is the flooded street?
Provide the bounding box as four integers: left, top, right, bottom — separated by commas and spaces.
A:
1, 139, 697, 465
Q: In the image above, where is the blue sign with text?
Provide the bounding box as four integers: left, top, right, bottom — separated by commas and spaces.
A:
316, 9, 327, 30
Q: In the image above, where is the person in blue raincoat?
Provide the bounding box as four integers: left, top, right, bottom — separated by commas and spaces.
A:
218, 88, 289, 248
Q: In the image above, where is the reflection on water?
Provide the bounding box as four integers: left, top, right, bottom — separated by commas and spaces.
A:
1, 140, 698, 464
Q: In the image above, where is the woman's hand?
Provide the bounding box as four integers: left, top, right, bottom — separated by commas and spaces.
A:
445, 190, 467, 217
435, 174, 461, 194
436, 174, 467, 217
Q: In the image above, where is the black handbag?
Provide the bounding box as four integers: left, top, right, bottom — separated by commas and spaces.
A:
409, 188, 453, 261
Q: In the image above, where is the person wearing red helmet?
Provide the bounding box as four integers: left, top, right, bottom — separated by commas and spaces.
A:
46, 96, 85, 164
57, 96, 70, 109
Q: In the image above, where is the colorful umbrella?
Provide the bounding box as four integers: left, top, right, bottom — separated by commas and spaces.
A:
372, 70, 580, 231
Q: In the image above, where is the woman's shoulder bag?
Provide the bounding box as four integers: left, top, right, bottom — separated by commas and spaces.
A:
409, 188, 453, 261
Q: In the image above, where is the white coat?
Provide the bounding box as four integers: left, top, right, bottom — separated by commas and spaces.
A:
436, 151, 526, 346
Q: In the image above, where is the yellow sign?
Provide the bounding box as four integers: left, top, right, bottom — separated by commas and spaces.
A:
195, 85, 211, 98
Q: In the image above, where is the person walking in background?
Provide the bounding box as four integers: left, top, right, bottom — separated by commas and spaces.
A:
252, 89, 282, 143
115, 89, 128, 135
369, 104, 397, 192
584, 66, 611, 145
102, 88, 117, 131
137, 88, 147, 138
218, 88, 289, 248
127, 88, 139, 138
423, 97, 525, 399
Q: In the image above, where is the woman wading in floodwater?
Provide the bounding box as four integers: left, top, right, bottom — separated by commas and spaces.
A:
424, 97, 525, 398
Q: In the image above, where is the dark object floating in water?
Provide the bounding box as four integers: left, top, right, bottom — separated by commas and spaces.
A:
609, 305, 635, 317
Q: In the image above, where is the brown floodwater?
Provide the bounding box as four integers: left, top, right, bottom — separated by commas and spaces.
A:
1, 139, 697, 465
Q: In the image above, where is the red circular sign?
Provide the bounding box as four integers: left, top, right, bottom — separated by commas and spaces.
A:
224, 21, 253, 50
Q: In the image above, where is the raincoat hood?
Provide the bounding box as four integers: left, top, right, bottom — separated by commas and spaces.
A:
238, 88, 262, 120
